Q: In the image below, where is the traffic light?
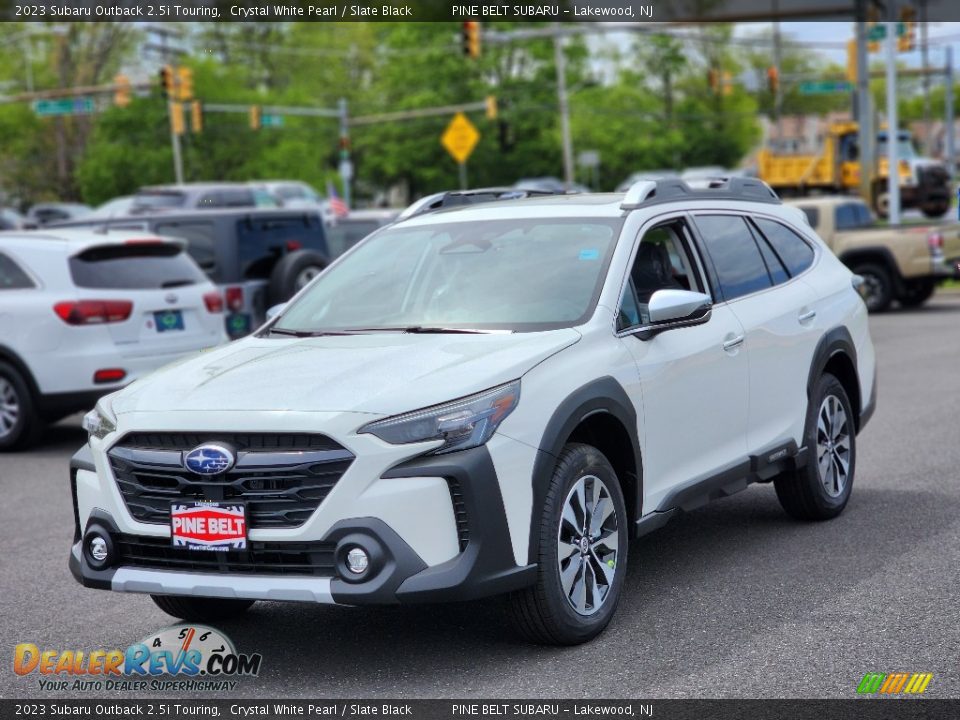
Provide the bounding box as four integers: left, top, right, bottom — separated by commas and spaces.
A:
722, 71, 733, 96
190, 100, 202, 133
898, 7, 916, 52
485, 95, 498, 120
176, 66, 193, 101
462, 21, 480, 59
113, 74, 131, 107
250, 105, 261, 130
846, 39, 857, 82
159, 65, 174, 99
766, 66, 779, 94
170, 102, 185, 135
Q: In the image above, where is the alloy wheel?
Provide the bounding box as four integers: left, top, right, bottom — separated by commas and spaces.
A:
816, 394, 851, 498
0, 377, 20, 440
557, 474, 620, 616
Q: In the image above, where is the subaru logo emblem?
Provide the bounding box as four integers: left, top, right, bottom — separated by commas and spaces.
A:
183, 444, 235, 475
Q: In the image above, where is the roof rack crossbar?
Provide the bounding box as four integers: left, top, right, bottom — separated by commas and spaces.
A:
620, 177, 780, 210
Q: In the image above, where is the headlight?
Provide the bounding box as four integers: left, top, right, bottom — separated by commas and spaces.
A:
359, 380, 520, 455
82, 398, 117, 440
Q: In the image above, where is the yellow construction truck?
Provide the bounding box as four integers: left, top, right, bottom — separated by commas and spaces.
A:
757, 122, 952, 218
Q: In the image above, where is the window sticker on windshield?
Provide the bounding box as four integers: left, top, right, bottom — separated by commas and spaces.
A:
579, 249, 600, 261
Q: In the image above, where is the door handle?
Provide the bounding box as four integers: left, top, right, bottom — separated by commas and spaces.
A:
798, 309, 817, 323
722, 335, 745, 352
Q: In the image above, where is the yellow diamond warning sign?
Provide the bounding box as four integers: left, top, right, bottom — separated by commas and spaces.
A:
441, 112, 480, 164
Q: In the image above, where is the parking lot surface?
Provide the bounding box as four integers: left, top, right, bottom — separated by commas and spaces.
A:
3, 293, 959, 699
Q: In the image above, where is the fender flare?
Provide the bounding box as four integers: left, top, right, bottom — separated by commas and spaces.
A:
527, 376, 642, 561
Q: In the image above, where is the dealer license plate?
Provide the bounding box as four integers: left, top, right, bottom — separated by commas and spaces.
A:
170, 502, 247, 551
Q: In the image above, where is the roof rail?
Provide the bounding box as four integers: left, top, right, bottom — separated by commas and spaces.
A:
397, 187, 566, 221
620, 176, 780, 210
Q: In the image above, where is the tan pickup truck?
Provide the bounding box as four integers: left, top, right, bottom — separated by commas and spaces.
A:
786, 196, 960, 312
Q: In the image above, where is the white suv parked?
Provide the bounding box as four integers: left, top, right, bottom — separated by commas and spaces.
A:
70, 179, 876, 645
0, 229, 227, 450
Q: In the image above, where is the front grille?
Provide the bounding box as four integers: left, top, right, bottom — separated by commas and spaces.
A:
446, 477, 470, 552
114, 534, 335, 576
108, 433, 354, 529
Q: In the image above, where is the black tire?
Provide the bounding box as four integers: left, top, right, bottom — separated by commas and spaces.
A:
508, 443, 628, 645
0, 361, 42, 452
151, 595, 255, 622
852, 262, 894, 313
920, 201, 949, 218
898, 278, 936, 308
775, 373, 856, 521
267, 250, 327, 305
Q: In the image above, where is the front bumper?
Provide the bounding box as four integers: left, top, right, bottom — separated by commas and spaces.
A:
69, 441, 536, 605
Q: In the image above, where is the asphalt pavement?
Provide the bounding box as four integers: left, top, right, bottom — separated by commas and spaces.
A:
2, 293, 959, 700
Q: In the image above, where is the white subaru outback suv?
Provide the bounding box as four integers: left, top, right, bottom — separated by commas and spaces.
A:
70, 179, 876, 645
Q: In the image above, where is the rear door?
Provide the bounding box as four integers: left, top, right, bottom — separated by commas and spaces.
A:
693, 213, 819, 455
68, 242, 225, 357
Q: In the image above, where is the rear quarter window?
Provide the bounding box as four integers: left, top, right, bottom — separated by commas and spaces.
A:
69, 244, 207, 290
753, 218, 816, 277
154, 221, 217, 277
0, 252, 34, 289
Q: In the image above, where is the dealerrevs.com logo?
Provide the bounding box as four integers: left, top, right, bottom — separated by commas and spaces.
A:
13, 624, 262, 692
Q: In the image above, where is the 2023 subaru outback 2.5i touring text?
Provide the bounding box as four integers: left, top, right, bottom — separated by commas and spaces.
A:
69, 178, 877, 645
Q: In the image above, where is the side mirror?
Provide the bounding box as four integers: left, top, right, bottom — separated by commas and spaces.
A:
635, 289, 712, 340
265, 303, 286, 322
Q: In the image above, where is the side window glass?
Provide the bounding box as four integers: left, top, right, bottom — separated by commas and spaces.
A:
619, 220, 702, 329
0, 252, 34, 289
694, 215, 772, 301
754, 218, 815, 277
748, 223, 789, 285
798, 206, 819, 227
835, 204, 857, 230
155, 222, 217, 277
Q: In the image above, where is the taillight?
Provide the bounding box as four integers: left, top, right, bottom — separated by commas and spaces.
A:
203, 291, 224, 314
928, 232, 944, 250
54, 300, 133, 325
285, 240, 302, 252
225, 286, 243, 312
93, 369, 126, 384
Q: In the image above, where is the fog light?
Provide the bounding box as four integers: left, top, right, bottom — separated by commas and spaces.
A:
89, 536, 108, 563
345, 547, 369, 575
83, 528, 115, 570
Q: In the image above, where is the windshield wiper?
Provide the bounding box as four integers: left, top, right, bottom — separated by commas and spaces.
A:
265, 327, 353, 337
401, 326, 494, 334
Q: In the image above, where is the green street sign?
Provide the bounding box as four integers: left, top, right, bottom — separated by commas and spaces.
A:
799, 81, 853, 95
32, 97, 95, 117
261, 114, 284, 128
867, 23, 907, 41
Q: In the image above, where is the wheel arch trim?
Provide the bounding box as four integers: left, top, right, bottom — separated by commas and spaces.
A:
528, 376, 642, 561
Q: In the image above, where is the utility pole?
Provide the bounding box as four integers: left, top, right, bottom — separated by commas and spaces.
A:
920, 0, 932, 155
885, 18, 900, 225
338, 97, 352, 208
553, 23, 574, 189
855, 3, 873, 205
152, 25, 184, 184
945, 46, 955, 178
772, 16, 783, 141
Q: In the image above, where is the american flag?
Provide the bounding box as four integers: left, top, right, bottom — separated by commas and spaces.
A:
327, 181, 349, 218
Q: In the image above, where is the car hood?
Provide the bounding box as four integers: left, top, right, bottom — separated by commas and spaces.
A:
111, 330, 581, 417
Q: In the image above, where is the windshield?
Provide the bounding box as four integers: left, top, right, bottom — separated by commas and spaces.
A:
877, 133, 917, 160
273, 217, 622, 333
133, 192, 186, 210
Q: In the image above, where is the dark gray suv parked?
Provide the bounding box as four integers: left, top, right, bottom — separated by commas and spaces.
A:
52, 208, 329, 339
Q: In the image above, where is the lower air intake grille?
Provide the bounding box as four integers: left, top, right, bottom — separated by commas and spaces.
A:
446, 477, 470, 552
114, 534, 336, 576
